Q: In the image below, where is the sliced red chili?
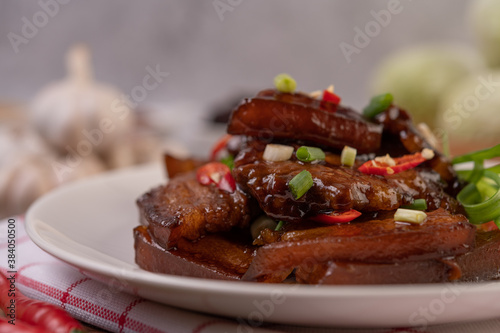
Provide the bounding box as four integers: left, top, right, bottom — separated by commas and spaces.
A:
310, 209, 361, 224
196, 162, 236, 193
218, 172, 237, 193
478, 221, 499, 232
322, 90, 341, 105
358, 152, 428, 176
0, 316, 50, 332
210, 134, 233, 161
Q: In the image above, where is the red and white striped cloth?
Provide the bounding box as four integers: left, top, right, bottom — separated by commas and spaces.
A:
2, 216, 500, 333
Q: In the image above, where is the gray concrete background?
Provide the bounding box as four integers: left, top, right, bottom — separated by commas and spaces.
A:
0, 0, 474, 111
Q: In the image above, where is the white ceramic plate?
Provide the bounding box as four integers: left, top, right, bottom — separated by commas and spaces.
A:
26, 164, 500, 328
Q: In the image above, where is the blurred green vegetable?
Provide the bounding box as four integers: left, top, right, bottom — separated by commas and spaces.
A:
436, 70, 500, 153
370, 45, 481, 128
471, 0, 500, 68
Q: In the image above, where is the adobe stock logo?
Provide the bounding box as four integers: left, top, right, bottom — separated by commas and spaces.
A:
212, 0, 244, 22
339, 0, 410, 64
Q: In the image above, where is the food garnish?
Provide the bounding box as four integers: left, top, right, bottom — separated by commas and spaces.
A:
210, 134, 233, 161
394, 208, 427, 224
363, 92, 394, 119
310, 209, 362, 224
288, 170, 313, 199
263, 144, 294, 162
196, 162, 236, 193
402, 198, 428, 211
358, 149, 434, 176
322, 85, 341, 106
273, 73, 296, 93
250, 216, 278, 239
296, 146, 326, 163
275, 220, 285, 231
453, 144, 500, 227
340, 145, 357, 167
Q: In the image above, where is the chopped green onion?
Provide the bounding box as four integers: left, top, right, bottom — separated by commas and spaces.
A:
289, 170, 313, 199
220, 155, 235, 170
275, 221, 285, 231
466, 161, 485, 184
263, 144, 294, 162
363, 93, 394, 119
402, 199, 427, 211
456, 170, 500, 224
341, 146, 357, 167
296, 146, 325, 162
456, 164, 500, 180
452, 143, 500, 165
394, 208, 427, 224
476, 177, 498, 201
274, 73, 297, 93
250, 216, 278, 239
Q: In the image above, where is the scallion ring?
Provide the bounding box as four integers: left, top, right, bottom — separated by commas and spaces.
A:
341, 146, 357, 167
402, 198, 427, 211
457, 170, 500, 224
289, 170, 313, 199
452, 143, 500, 165
274, 73, 297, 93
456, 164, 500, 180
296, 146, 325, 162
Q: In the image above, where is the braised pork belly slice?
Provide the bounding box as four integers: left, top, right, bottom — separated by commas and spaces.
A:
227, 89, 383, 153
134, 225, 253, 280
134, 225, 291, 282
375, 106, 461, 193
242, 209, 475, 281
233, 160, 459, 222
137, 172, 259, 248
295, 229, 500, 285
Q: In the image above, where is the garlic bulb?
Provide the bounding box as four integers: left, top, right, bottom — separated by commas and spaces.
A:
30, 44, 135, 155
0, 154, 56, 218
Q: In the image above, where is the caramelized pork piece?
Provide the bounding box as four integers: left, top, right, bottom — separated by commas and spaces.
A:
134, 225, 253, 280
137, 172, 259, 248
164, 154, 205, 178
227, 90, 383, 153
234, 160, 458, 222
242, 209, 475, 281
456, 230, 500, 281
375, 106, 460, 193
134, 225, 291, 282
295, 229, 500, 284
295, 259, 456, 285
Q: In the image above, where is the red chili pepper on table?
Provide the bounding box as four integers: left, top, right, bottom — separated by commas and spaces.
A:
0, 316, 50, 333
358, 151, 433, 176
310, 209, 362, 224
196, 162, 236, 193
0, 272, 87, 333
